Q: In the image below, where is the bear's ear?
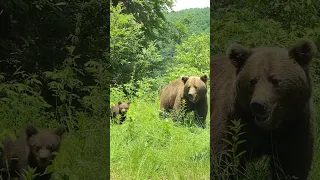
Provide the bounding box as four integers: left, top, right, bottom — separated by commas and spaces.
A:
127, 102, 131, 105
200, 75, 208, 83
25, 124, 38, 138
118, 101, 122, 105
54, 125, 66, 137
181, 76, 189, 84
226, 43, 252, 69
289, 39, 317, 67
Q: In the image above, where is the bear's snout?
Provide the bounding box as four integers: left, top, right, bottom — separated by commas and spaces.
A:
38, 149, 50, 159
188, 93, 198, 102
188, 93, 193, 100
250, 99, 267, 118
40, 157, 48, 162
36, 149, 52, 167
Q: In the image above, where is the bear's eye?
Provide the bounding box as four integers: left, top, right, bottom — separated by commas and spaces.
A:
269, 76, 280, 86
249, 78, 257, 86
194, 86, 197, 89
36, 146, 41, 151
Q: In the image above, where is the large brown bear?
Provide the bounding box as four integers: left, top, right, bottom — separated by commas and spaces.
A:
110, 102, 130, 124
210, 39, 317, 180
0, 124, 65, 180
160, 75, 208, 128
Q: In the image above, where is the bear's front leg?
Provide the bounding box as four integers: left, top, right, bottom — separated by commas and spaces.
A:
270, 134, 313, 180
194, 102, 208, 128
172, 97, 186, 121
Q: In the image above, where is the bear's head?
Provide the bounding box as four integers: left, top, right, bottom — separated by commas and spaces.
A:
182, 75, 208, 103
227, 39, 317, 130
118, 102, 130, 115
26, 125, 65, 168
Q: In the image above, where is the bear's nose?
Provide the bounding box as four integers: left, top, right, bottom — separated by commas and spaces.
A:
40, 157, 48, 162
250, 100, 267, 117
188, 93, 193, 99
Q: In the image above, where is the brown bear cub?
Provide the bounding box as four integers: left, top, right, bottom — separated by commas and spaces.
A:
0, 124, 65, 180
210, 39, 317, 180
110, 102, 131, 124
160, 75, 208, 128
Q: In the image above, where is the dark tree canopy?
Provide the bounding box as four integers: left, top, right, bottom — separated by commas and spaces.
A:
111, 0, 174, 43
0, 0, 109, 114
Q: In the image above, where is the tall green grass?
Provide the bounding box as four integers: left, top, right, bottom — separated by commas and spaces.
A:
211, 118, 319, 180
110, 87, 210, 179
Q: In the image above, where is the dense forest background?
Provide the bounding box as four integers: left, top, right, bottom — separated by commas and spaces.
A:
211, 1, 320, 179
0, 0, 109, 179
110, 1, 210, 178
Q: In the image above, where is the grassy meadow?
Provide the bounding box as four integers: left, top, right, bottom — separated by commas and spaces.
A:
110, 79, 210, 179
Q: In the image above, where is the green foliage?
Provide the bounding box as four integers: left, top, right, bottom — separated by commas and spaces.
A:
175, 33, 210, 74
110, 3, 164, 84
82, 60, 109, 118
244, 0, 320, 28
0, 0, 108, 112
51, 113, 109, 180
157, 8, 209, 65
22, 167, 40, 180
44, 49, 83, 127
223, 120, 247, 164
110, 3, 210, 87
212, 120, 248, 180
0, 73, 51, 130
212, 8, 294, 54
111, 0, 174, 42
166, 8, 210, 35
135, 42, 164, 78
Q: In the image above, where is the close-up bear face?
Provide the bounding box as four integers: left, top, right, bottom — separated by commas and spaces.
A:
227, 39, 317, 130
26, 125, 65, 168
182, 75, 208, 103
118, 102, 130, 115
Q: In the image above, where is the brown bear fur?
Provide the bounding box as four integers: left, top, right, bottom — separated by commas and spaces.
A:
110, 102, 130, 124
210, 39, 317, 180
0, 125, 65, 180
160, 75, 208, 128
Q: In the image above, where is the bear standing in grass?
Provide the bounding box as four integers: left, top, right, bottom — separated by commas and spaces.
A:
110, 102, 130, 124
160, 75, 208, 128
0, 125, 65, 180
210, 39, 317, 180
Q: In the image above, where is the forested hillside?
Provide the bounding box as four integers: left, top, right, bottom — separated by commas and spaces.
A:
210, 1, 320, 179
166, 8, 209, 34
158, 7, 209, 69
110, 1, 210, 179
